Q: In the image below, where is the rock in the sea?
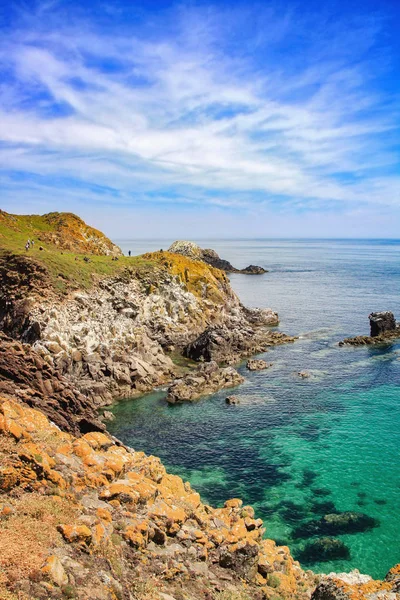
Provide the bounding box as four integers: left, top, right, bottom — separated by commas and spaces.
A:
298, 537, 351, 562
241, 265, 268, 274
102, 410, 115, 422
184, 323, 292, 365
166, 361, 244, 403
369, 311, 396, 337
226, 395, 240, 405
298, 370, 311, 378
246, 359, 271, 371
340, 311, 400, 346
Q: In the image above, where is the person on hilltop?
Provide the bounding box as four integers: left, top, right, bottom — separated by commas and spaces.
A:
128, 250, 131, 257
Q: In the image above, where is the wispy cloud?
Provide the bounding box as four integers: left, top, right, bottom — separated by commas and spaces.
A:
0, 0, 399, 235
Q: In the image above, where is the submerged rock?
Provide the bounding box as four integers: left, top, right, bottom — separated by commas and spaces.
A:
166, 361, 244, 403
294, 511, 379, 538
298, 538, 351, 562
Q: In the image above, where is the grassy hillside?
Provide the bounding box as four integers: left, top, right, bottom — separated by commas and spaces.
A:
0, 211, 229, 298
0, 211, 152, 295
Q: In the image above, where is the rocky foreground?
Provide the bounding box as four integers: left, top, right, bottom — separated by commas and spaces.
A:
1, 396, 400, 600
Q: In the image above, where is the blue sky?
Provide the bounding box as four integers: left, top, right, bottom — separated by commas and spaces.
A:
1, 0, 400, 238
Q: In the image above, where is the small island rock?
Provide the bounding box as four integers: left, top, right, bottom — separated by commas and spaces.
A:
246, 359, 271, 371
166, 361, 244, 404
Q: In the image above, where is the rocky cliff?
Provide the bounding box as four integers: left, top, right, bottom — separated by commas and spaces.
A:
0, 213, 286, 414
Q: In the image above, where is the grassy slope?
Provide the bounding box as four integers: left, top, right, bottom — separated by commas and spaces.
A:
0, 211, 155, 295
0, 211, 228, 299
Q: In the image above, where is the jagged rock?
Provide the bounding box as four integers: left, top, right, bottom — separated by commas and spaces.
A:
0, 396, 317, 600
340, 312, 400, 346
369, 311, 396, 337
311, 568, 400, 599
184, 324, 293, 364
246, 359, 271, 371
0, 332, 105, 435
166, 361, 244, 403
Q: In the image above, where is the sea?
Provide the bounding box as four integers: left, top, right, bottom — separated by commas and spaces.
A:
108, 239, 400, 579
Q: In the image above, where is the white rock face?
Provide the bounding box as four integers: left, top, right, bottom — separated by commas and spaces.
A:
24, 262, 279, 406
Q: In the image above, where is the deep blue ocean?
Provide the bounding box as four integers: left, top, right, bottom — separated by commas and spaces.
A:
109, 239, 400, 578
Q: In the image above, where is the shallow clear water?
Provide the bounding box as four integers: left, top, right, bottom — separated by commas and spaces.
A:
109, 239, 400, 578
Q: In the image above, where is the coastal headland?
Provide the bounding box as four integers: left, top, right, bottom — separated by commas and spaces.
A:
0, 210, 399, 600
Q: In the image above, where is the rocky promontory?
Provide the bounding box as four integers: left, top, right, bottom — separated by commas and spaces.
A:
0, 212, 290, 417
168, 240, 268, 274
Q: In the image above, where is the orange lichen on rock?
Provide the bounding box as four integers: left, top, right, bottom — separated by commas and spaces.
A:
4, 394, 396, 600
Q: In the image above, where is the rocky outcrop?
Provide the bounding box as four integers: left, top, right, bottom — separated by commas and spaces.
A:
369, 311, 396, 337
241, 264, 268, 274
0, 333, 105, 435
0, 396, 316, 600
246, 359, 271, 371
168, 240, 267, 274
166, 361, 244, 404
340, 312, 400, 346
0, 245, 289, 405
184, 324, 294, 364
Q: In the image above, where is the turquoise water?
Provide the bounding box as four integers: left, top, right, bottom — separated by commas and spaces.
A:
109, 240, 400, 578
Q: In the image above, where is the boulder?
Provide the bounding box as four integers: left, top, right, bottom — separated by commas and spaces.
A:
369, 311, 396, 337
246, 359, 271, 371
166, 361, 244, 403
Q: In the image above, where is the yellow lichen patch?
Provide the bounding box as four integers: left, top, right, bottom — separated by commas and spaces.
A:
57, 524, 92, 545
149, 499, 187, 526
142, 251, 231, 304
99, 481, 140, 504
82, 431, 113, 450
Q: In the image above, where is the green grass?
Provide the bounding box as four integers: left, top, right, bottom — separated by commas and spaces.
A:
0, 211, 158, 296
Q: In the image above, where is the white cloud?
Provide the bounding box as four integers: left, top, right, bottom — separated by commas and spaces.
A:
0, 1, 399, 223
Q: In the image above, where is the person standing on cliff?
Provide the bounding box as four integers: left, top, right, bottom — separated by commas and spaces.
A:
128, 250, 131, 257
